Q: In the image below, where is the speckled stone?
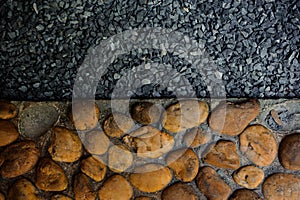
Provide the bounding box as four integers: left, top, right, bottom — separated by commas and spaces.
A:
233, 165, 264, 189
74, 173, 96, 200
81, 156, 106, 182
229, 189, 262, 200
0, 101, 17, 119
131, 102, 162, 125
103, 113, 134, 138
279, 133, 300, 170
0, 120, 19, 147
162, 182, 198, 200
183, 127, 210, 148
8, 178, 41, 200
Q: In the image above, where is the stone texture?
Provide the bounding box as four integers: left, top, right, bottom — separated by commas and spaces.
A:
166, 148, 199, 182
229, 189, 262, 200
233, 165, 264, 189
240, 125, 277, 166
162, 100, 209, 133
123, 126, 174, 158
8, 178, 41, 200
279, 133, 300, 170
203, 140, 240, 170
263, 173, 300, 200
131, 102, 162, 125
108, 145, 133, 172
103, 113, 134, 138
81, 156, 106, 182
209, 99, 260, 136
36, 158, 68, 191
162, 182, 198, 200
74, 173, 96, 200
184, 127, 210, 148
0, 141, 39, 178
129, 164, 172, 193
196, 166, 231, 200
48, 127, 82, 162
98, 175, 133, 200
0, 120, 19, 147
0, 101, 17, 119
51, 194, 73, 200
81, 130, 109, 155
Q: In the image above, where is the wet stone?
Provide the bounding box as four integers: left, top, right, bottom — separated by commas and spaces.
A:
74, 173, 96, 200
229, 189, 262, 200
0, 101, 17, 119
8, 178, 41, 200
0, 120, 19, 147
103, 113, 134, 138
183, 126, 210, 148
108, 145, 133, 172
131, 101, 162, 125
51, 194, 73, 200
162, 182, 198, 200
233, 165, 264, 189
81, 156, 106, 182
279, 133, 300, 170
81, 130, 110, 155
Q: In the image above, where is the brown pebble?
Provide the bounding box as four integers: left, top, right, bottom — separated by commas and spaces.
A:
279, 133, 300, 170
229, 189, 262, 200
203, 140, 240, 170
196, 166, 231, 200
0, 101, 17, 119
129, 164, 172, 193
8, 178, 41, 200
209, 99, 259, 136
184, 127, 210, 148
263, 173, 300, 200
36, 158, 68, 191
74, 173, 96, 200
270, 109, 283, 126
233, 165, 264, 189
70, 101, 99, 131
0, 120, 19, 147
0, 141, 39, 178
51, 194, 73, 200
82, 130, 110, 155
103, 113, 134, 138
98, 175, 133, 200
162, 100, 209, 133
48, 127, 82, 162
108, 145, 133, 172
240, 125, 277, 166
162, 182, 198, 200
123, 126, 174, 158
166, 148, 199, 182
0, 192, 4, 200
135, 197, 154, 200
81, 156, 106, 182
131, 102, 162, 125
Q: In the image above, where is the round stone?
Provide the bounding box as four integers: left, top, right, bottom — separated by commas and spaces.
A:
240, 125, 277, 166
184, 127, 210, 148
129, 164, 172, 193
263, 173, 300, 200
208, 99, 260, 136
36, 158, 68, 191
108, 145, 133, 172
162, 100, 209, 133
279, 133, 300, 170
0, 141, 39, 178
98, 175, 133, 200
81, 156, 106, 182
0, 120, 19, 147
229, 189, 262, 200
162, 182, 198, 200
74, 173, 96, 200
8, 179, 41, 200
0, 101, 17, 119
51, 194, 73, 200
233, 165, 264, 189
103, 113, 134, 138
48, 127, 82, 162
131, 101, 162, 125
81, 130, 110, 155
166, 148, 199, 182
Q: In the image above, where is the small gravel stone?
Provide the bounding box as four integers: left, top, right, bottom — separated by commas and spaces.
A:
0, 101, 17, 119
239, 125, 277, 166
279, 133, 300, 170
36, 158, 68, 191
130, 102, 162, 125
183, 127, 210, 148
74, 173, 96, 200
0, 120, 19, 147
166, 148, 199, 182
103, 113, 134, 138
48, 127, 82, 162
196, 166, 231, 200
162, 182, 198, 200
81, 156, 106, 182
81, 130, 110, 155
203, 140, 240, 170
209, 99, 260, 136
98, 175, 133, 200
233, 165, 264, 189
162, 100, 209, 133
229, 189, 262, 200
108, 145, 133, 172
129, 164, 172, 193
0, 141, 39, 178
263, 173, 300, 200
8, 178, 41, 200
51, 194, 73, 200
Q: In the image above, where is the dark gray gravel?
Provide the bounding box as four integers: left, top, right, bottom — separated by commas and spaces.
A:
0, 0, 299, 100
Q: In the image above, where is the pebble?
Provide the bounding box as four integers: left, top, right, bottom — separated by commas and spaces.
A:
8, 178, 41, 200
129, 164, 172, 193
135, 197, 153, 200
98, 175, 133, 200
35, 158, 68, 191
81, 130, 110, 155
51, 194, 73, 200
0, 141, 40, 178
166, 148, 199, 182
229, 189, 262, 200
0, 193, 4, 200
279, 133, 300, 170
263, 173, 300, 200
203, 140, 240, 170
183, 127, 210, 148
0, 101, 17, 119
123, 126, 174, 158
48, 127, 82, 162
74, 173, 96, 200
0, 120, 19, 147
162, 100, 209, 133
103, 113, 134, 138
196, 166, 231, 200
81, 156, 106, 182
208, 99, 260, 136
239, 125, 277, 166
233, 165, 264, 189
162, 182, 198, 200
108, 145, 133, 172
130, 102, 162, 125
